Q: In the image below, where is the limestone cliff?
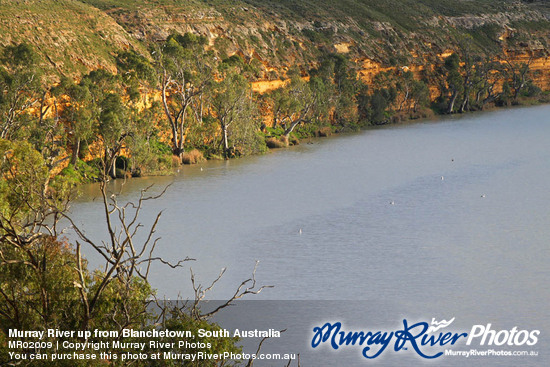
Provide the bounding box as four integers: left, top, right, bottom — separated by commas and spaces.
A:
1, 0, 549, 94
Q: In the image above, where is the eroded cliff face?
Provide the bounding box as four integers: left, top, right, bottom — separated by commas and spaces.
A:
507, 52, 550, 91
140, 2, 549, 99
355, 53, 550, 99
2, 1, 549, 98
252, 50, 549, 102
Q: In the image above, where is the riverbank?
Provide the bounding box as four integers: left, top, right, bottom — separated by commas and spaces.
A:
68, 91, 549, 185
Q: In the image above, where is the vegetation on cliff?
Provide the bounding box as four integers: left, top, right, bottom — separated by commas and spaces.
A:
0, 1, 548, 179
1, 36, 545, 181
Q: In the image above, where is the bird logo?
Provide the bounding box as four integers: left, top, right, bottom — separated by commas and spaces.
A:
427, 317, 456, 333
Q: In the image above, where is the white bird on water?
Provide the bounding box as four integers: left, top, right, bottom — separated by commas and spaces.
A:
481, 194, 486, 198
441, 176, 444, 180
390, 200, 395, 205
299, 228, 302, 235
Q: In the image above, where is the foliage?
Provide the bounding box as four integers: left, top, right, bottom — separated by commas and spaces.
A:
157, 32, 215, 158
0, 33, 544, 173
182, 148, 205, 164
0, 139, 71, 223
0, 139, 247, 366
0, 43, 43, 141
59, 159, 101, 183
211, 72, 264, 158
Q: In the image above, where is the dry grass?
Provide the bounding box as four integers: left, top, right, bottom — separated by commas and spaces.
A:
182, 149, 205, 164
317, 127, 332, 137
409, 107, 435, 120
266, 137, 287, 149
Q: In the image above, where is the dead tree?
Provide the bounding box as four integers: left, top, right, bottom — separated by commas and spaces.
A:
66, 182, 193, 331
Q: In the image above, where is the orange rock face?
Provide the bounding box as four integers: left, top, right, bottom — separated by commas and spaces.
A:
354, 50, 550, 102
521, 54, 550, 91
251, 79, 288, 94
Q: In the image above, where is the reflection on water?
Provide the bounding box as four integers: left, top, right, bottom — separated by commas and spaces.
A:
70, 105, 550, 366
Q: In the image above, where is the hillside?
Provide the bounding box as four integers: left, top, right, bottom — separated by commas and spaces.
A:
2, 0, 549, 80
90, 0, 550, 71
0, 0, 149, 79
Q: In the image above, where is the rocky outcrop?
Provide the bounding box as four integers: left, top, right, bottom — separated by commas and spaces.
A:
2, 0, 549, 94
440, 10, 546, 29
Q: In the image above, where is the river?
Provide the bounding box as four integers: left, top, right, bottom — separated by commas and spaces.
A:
70, 105, 550, 366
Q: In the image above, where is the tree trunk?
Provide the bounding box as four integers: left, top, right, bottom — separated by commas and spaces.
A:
283, 117, 305, 137
172, 146, 184, 159
447, 91, 458, 114
104, 149, 117, 179
222, 124, 229, 159
475, 89, 483, 103
459, 95, 469, 113
399, 89, 409, 112
71, 139, 80, 166
110, 159, 117, 179
161, 70, 182, 160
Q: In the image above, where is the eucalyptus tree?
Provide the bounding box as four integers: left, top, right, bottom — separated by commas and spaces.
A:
210, 72, 258, 158
444, 53, 464, 114
270, 76, 317, 139
470, 58, 503, 108
77, 70, 133, 178
52, 77, 94, 166
0, 43, 42, 140
156, 33, 212, 160
410, 79, 430, 113
502, 56, 533, 102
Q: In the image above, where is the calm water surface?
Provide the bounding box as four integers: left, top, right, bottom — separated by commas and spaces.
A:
71, 105, 550, 366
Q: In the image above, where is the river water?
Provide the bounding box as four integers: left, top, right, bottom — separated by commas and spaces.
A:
71, 105, 550, 366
